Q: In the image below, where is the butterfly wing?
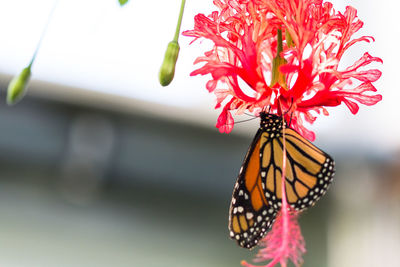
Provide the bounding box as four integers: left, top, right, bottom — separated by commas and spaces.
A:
260, 127, 335, 210
229, 130, 277, 249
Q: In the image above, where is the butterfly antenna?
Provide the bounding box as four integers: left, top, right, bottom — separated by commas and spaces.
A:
288, 112, 293, 127
283, 98, 294, 127
234, 117, 258, 124
224, 116, 259, 126
244, 112, 257, 118
283, 97, 294, 115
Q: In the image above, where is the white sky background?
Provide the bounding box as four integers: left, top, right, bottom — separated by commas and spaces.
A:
0, 0, 398, 154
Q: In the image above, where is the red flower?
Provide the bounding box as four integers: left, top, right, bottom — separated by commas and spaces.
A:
183, 0, 382, 140
184, 1, 382, 266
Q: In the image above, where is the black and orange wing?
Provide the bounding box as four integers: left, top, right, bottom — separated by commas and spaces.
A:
260, 126, 335, 211
228, 130, 277, 249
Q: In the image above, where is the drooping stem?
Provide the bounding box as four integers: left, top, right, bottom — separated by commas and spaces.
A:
280, 119, 289, 267
173, 0, 186, 42
30, 0, 60, 67
263, 116, 290, 267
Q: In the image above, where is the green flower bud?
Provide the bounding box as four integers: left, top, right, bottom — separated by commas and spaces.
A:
7, 65, 32, 105
118, 0, 129, 6
159, 41, 180, 87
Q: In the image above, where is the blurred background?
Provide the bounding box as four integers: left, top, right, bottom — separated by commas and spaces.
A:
0, 0, 398, 267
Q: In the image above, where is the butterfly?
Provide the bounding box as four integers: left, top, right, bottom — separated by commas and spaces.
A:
228, 112, 335, 249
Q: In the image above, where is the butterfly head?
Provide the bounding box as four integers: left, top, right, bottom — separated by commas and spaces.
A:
259, 112, 286, 131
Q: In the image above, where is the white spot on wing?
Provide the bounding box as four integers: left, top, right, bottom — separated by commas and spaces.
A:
246, 212, 254, 219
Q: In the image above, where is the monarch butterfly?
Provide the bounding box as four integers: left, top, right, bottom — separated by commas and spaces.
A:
228, 112, 335, 249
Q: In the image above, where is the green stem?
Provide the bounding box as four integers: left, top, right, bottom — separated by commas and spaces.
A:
30, 0, 59, 67
173, 0, 186, 42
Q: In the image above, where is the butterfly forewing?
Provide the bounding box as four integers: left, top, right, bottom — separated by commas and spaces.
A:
229, 130, 277, 249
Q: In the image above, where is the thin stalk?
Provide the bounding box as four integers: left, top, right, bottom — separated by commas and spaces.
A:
265, 117, 289, 267
173, 0, 186, 42
280, 119, 289, 267
30, 0, 59, 67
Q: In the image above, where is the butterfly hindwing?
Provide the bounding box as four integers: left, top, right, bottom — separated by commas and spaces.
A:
259, 114, 335, 211
283, 128, 335, 210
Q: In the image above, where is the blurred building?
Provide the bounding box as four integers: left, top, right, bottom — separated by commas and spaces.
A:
0, 75, 398, 267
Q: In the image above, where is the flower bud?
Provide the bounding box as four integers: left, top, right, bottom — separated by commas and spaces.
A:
118, 0, 128, 6
159, 41, 180, 86
7, 65, 32, 105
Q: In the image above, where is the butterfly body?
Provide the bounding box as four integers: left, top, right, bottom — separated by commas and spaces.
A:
229, 113, 335, 249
